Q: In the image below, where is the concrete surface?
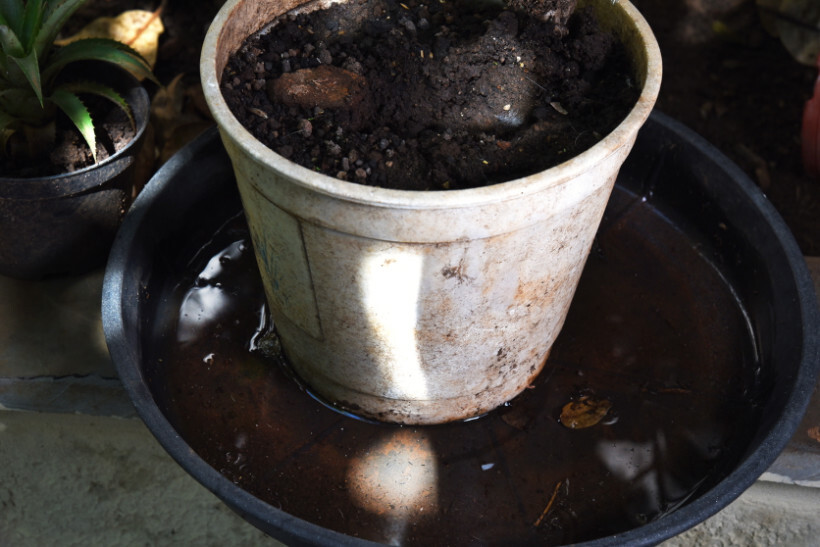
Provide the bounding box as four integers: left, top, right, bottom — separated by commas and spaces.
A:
661, 481, 820, 547
0, 257, 818, 546
0, 411, 278, 547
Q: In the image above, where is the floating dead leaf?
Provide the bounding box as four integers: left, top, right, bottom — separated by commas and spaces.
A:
56, 9, 165, 70
808, 425, 820, 443
267, 65, 367, 109
559, 396, 612, 429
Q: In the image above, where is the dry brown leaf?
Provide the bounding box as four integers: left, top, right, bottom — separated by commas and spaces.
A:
151, 73, 187, 127
559, 396, 612, 429
757, 0, 820, 66
56, 10, 165, 69
151, 73, 213, 164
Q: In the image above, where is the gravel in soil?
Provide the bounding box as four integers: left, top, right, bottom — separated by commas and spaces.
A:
220, 0, 639, 191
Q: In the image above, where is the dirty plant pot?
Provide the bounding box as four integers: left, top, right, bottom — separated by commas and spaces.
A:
0, 78, 151, 280
201, 0, 662, 424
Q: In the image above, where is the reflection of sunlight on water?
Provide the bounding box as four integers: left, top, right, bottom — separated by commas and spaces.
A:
360, 249, 427, 400
346, 429, 439, 545
596, 431, 698, 519
596, 439, 655, 481
177, 285, 230, 344
597, 438, 662, 522
177, 241, 245, 345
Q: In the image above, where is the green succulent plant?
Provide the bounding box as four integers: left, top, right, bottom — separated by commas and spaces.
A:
0, 0, 158, 166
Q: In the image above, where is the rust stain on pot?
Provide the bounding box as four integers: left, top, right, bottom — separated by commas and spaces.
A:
514, 278, 553, 306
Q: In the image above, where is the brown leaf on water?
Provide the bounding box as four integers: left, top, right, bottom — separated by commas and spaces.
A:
559, 396, 612, 429
56, 9, 165, 70
808, 426, 820, 443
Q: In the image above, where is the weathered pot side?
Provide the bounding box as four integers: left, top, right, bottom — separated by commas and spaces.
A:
0, 78, 151, 280
201, 0, 662, 424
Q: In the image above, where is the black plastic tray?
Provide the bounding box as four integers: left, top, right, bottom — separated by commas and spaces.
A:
103, 112, 820, 546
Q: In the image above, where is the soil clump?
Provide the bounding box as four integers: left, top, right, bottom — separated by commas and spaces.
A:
220, 0, 639, 190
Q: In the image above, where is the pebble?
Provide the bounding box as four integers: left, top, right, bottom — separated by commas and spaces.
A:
298, 118, 313, 137
325, 141, 342, 156
317, 48, 333, 64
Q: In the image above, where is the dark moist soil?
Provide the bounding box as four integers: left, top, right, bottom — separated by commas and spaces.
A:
220, 0, 639, 191
0, 89, 137, 178
53, 0, 819, 248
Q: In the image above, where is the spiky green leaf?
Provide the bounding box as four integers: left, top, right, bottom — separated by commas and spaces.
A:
19, 0, 45, 50
35, 0, 87, 61
0, 13, 25, 56
62, 80, 133, 130
50, 87, 96, 163
42, 38, 158, 86
0, 0, 25, 38
9, 47, 42, 105
0, 87, 44, 121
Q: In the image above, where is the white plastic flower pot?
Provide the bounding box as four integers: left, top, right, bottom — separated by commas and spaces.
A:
201, 0, 662, 424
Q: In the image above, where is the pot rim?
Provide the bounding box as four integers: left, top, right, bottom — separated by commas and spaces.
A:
200, 0, 662, 209
0, 75, 150, 200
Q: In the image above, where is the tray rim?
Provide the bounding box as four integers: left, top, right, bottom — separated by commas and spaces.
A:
102, 111, 820, 547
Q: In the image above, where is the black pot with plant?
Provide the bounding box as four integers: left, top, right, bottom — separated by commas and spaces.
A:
0, 0, 157, 279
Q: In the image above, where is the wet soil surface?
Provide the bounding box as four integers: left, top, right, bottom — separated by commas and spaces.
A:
220, 0, 638, 190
